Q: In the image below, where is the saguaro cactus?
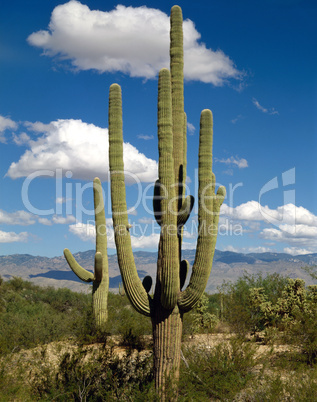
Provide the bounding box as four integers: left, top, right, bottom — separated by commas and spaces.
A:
64, 177, 109, 329
108, 5, 225, 395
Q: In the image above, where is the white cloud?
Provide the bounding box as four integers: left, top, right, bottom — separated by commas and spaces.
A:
252, 98, 279, 115
37, 215, 76, 225
27, 1, 242, 85
12, 132, 31, 146
221, 202, 317, 228
138, 217, 154, 224
222, 245, 273, 254
183, 230, 196, 239
187, 122, 195, 135
0, 208, 76, 226
24, 121, 53, 133
0, 210, 37, 226
260, 224, 317, 253
137, 134, 154, 140
52, 215, 76, 224
69, 220, 160, 249
69, 222, 97, 243
231, 114, 243, 124
6, 118, 158, 182
0, 230, 29, 243
182, 241, 197, 250
261, 224, 317, 240
283, 247, 313, 256
131, 232, 160, 249
0, 115, 18, 143
216, 156, 248, 169
221, 201, 317, 254
37, 217, 52, 225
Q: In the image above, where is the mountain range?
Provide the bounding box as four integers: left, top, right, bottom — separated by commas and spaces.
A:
1, 250, 316, 294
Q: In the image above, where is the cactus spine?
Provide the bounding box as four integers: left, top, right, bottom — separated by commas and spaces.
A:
64, 177, 109, 329
108, 5, 225, 396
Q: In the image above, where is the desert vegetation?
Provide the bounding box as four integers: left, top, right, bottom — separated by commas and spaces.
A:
1, 272, 317, 401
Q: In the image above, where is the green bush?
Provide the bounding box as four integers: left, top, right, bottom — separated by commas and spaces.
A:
220, 272, 289, 334
0, 278, 91, 354
31, 346, 155, 401
248, 278, 317, 364
179, 337, 265, 400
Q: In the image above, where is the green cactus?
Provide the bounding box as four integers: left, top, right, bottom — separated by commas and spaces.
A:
108, 5, 225, 395
64, 177, 109, 329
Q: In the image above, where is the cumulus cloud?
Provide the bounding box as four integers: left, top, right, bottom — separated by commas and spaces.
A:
24, 121, 53, 133
0, 115, 18, 143
12, 132, 31, 146
182, 241, 197, 250
0, 208, 76, 226
221, 201, 317, 228
130, 232, 160, 249
69, 221, 160, 249
0, 210, 37, 226
69, 222, 97, 243
252, 98, 279, 115
52, 215, 76, 224
27, 1, 242, 85
284, 247, 313, 256
0, 230, 29, 243
216, 156, 248, 169
260, 225, 317, 253
6, 118, 158, 182
221, 201, 317, 254
223, 245, 273, 254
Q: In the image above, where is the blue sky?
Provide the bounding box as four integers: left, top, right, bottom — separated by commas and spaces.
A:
1, 0, 316, 257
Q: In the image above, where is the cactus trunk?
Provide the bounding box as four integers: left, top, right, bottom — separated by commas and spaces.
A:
152, 303, 183, 398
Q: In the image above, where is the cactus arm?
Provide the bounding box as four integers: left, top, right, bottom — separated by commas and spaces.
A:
108, 83, 151, 317
93, 178, 107, 255
93, 177, 109, 288
170, 5, 184, 192
153, 187, 193, 228
178, 110, 226, 311
63, 248, 94, 282
183, 112, 187, 189
156, 68, 179, 310
94, 252, 103, 282
178, 195, 194, 227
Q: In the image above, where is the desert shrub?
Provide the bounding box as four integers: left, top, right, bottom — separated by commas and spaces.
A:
286, 299, 317, 365
179, 337, 264, 401
183, 293, 219, 336
0, 278, 91, 354
0, 352, 34, 401
249, 278, 309, 330
182, 293, 221, 337
107, 292, 152, 349
249, 279, 317, 364
248, 368, 317, 401
31, 346, 154, 401
220, 272, 289, 334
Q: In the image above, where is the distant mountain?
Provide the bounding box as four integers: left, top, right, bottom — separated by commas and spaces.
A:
0, 250, 316, 294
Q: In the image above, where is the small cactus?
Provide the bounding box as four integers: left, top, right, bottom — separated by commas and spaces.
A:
64, 177, 109, 329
